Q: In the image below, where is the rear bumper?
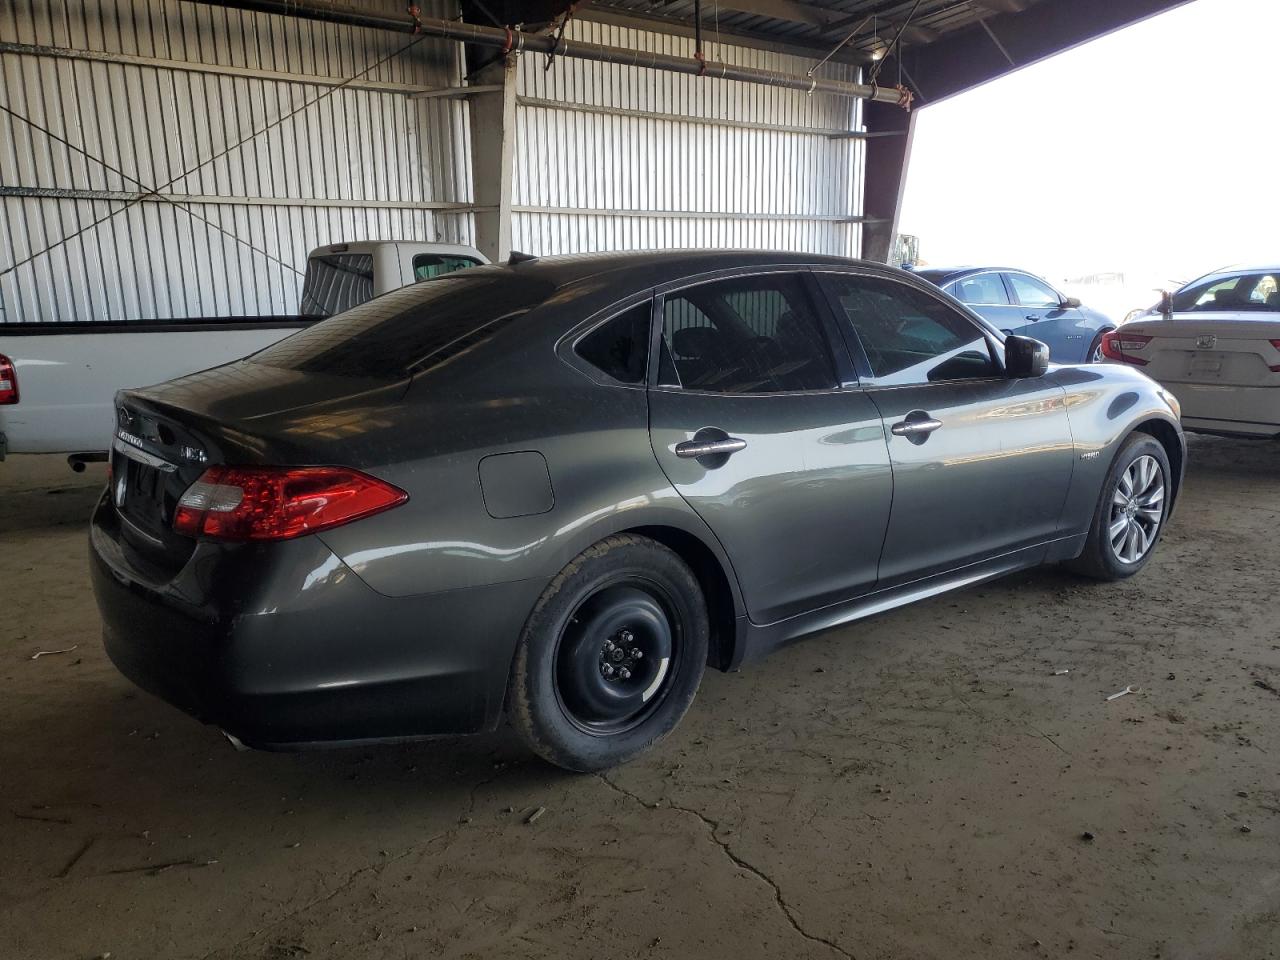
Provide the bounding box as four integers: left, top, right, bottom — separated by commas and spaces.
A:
1164, 382, 1280, 437
90, 493, 547, 748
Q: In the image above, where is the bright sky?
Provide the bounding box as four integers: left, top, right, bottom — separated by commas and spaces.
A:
898, 0, 1279, 287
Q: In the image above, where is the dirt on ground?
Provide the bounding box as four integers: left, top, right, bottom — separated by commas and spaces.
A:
1, 435, 1278, 960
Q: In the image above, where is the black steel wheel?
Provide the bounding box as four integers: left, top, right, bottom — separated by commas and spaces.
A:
508, 535, 708, 771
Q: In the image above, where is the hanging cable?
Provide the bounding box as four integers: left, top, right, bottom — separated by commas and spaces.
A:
545, 2, 577, 72
807, 14, 872, 79
868, 0, 922, 87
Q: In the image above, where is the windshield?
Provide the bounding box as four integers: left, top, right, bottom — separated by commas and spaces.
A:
252, 274, 556, 378
1171, 271, 1280, 312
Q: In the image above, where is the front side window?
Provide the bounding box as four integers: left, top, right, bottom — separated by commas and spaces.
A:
952, 273, 1009, 306
820, 274, 1000, 387
658, 274, 837, 394
1007, 273, 1061, 308
575, 302, 651, 384
413, 253, 481, 281
1174, 272, 1280, 312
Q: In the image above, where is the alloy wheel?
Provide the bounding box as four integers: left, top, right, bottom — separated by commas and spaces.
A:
1109, 454, 1165, 564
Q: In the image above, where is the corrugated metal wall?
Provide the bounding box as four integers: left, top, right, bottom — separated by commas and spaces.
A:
0, 0, 471, 323
513, 18, 863, 257
0, 3, 866, 325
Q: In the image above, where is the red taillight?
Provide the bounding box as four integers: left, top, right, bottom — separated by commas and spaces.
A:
0, 354, 17, 404
173, 465, 407, 542
1269, 340, 1280, 373
1100, 330, 1151, 366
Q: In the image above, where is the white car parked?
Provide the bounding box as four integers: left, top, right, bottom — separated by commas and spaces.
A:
1103, 265, 1280, 437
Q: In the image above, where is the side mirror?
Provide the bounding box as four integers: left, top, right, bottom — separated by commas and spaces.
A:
1005, 334, 1049, 378
1060, 296, 1082, 309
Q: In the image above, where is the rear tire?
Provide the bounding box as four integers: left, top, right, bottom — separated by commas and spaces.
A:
508, 535, 708, 772
1065, 432, 1171, 580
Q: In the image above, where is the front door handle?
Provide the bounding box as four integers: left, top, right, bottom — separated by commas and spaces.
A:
675, 437, 748, 459
890, 417, 942, 438
1025, 314, 1042, 322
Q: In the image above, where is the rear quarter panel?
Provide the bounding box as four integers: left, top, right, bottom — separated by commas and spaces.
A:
311, 299, 742, 606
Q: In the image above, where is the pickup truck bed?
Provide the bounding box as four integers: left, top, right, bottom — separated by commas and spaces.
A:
0, 239, 486, 461
0, 316, 312, 457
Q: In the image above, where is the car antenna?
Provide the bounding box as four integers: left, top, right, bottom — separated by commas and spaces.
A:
507, 250, 538, 265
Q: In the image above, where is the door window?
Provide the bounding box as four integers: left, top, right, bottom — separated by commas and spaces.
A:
820, 274, 1000, 387
658, 274, 837, 393
952, 273, 1009, 305
1007, 273, 1061, 308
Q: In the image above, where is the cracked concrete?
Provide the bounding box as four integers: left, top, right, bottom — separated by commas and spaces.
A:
598, 773, 854, 960
3, 434, 1280, 960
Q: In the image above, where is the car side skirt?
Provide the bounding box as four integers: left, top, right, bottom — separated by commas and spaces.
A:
730, 535, 1086, 668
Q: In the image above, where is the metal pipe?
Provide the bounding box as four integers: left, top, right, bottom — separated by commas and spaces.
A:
184, 0, 910, 105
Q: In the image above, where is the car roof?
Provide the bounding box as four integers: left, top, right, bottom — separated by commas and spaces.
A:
915, 266, 1032, 282
460, 249, 883, 289
1190, 264, 1280, 281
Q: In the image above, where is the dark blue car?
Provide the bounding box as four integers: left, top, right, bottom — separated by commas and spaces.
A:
914, 267, 1116, 363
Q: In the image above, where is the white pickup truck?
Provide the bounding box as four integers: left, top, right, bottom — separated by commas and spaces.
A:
0, 240, 485, 466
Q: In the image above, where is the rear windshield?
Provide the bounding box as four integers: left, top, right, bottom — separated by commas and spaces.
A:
252, 274, 556, 378
299, 254, 375, 318
912, 270, 950, 287
1172, 272, 1280, 312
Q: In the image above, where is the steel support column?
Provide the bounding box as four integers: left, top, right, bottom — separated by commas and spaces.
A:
467, 58, 518, 263
859, 99, 914, 263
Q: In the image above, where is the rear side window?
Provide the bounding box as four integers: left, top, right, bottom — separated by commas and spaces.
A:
575, 303, 651, 384
952, 273, 1009, 305
413, 253, 481, 281
299, 254, 374, 317
820, 274, 999, 386
252, 274, 556, 378
658, 274, 837, 394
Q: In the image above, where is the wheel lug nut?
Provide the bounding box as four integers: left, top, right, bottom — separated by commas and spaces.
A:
618, 667, 631, 680
602, 663, 614, 678
630, 648, 643, 659
620, 630, 634, 643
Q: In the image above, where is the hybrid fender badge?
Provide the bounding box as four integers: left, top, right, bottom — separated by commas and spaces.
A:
1080, 450, 1101, 461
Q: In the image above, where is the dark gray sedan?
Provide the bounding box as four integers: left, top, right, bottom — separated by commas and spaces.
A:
91, 251, 1185, 770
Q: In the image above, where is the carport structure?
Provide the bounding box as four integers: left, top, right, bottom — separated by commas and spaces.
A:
1, 0, 1186, 325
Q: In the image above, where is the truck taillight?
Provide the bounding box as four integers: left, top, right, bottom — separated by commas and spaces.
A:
0, 354, 17, 404
1100, 331, 1151, 366
173, 465, 407, 542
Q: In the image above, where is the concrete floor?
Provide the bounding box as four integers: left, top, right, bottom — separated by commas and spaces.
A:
2, 436, 1278, 960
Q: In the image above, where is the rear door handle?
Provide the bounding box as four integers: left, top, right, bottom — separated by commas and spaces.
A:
890, 418, 942, 437
675, 437, 747, 458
